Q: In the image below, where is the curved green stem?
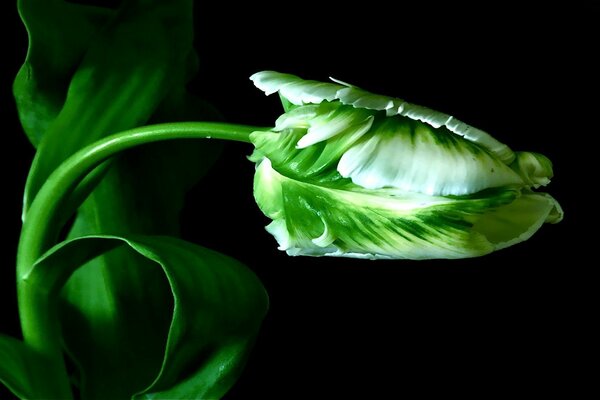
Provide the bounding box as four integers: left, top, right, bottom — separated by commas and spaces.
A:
16, 121, 259, 399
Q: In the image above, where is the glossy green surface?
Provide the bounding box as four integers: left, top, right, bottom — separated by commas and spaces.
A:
29, 235, 268, 399
4, 0, 266, 398
2, 1, 565, 397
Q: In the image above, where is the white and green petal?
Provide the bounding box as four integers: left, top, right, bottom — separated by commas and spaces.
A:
337, 118, 523, 196
254, 159, 562, 260
250, 102, 374, 184
252, 101, 524, 196
250, 71, 340, 105
510, 151, 554, 188
249, 71, 562, 259
251, 70, 515, 163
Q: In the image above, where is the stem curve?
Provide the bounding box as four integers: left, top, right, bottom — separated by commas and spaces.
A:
16, 121, 260, 399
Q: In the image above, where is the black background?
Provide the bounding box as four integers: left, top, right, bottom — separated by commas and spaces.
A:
1, 1, 596, 398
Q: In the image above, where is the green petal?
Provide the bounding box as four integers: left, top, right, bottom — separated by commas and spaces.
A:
254, 159, 559, 260
473, 192, 563, 249
251, 103, 374, 185
510, 151, 554, 188
338, 117, 524, 196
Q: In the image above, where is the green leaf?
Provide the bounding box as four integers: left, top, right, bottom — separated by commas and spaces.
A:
15, 4, 225, 395
0, 334, 45, 399
15, 0, 222, 223
59, 243, 171, 399
18, 0, 206, 212
59, 107, 222, 400
30, 235, 268, 399
14, 0, 114, 146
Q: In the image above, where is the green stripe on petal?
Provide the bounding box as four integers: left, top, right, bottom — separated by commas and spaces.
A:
295, 108, 373, 149
256, 101, 524, 196
444, 117, 514, 164
338, 117, 524, 195
251, 103, 374, 185
254, 159, 558, 260
251, 70, 515, 163
250, 70, 563, 259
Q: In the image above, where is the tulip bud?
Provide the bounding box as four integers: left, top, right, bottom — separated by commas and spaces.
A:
250, 71, 562, 259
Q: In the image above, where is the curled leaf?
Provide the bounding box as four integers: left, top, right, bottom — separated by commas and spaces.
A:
27, 235, 268, 399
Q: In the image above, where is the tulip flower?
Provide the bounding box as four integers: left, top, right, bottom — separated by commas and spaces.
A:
4, 62, 563, 398
5, 0, 566, 397
250, 71, 562, 259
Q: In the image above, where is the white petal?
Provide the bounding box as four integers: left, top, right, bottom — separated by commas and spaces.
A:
398, 104, 452, 129
251, 71, 515, 163
274, 105, 320, 131
336, 86, 515, 164
336, 86, 396, 112
266, 219, 292, 251
445, 117, 514, 163
250, 71, 340, 105
297, 112, 373, 149
338, 119, 523, 196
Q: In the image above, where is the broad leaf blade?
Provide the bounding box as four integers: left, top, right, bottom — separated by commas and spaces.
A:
32, 235, 268, 399
136, 339, 255, 400
15, 2, 225, 396
60, 245, 173, 399
14, 0, 114, 146
23, 0, 190, 210
0, 334, 44, 399
59, 101, 222, 399
16, 0, 222, 228
127, 237, 267, 399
